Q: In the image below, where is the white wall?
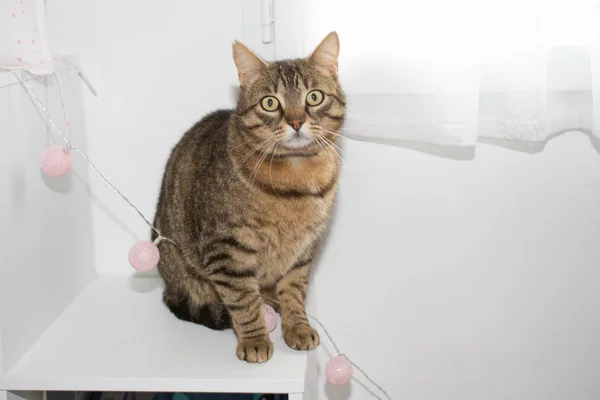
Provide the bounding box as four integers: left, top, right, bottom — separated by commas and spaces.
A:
45, 2, 600, 399
0, 65, 95, 375
46, 0, 244, 276
310, 132, 600, 400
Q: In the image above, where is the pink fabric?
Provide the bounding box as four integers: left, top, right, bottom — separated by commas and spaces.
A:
40, 146, 72, 176
128, 241, 160, 272
0, 0, 53, 74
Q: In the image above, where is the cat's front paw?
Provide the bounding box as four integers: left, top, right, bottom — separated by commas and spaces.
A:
236, 335, 274, 363
284, 323, 320, 351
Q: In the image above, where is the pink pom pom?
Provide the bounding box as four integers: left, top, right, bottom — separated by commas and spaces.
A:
40, 146, 72, 176
326, 355, 353, 385
128, 240, 160, 271
262, 304, 277, 333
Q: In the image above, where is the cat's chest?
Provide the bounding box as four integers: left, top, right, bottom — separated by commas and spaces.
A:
255, 226, 314, 287
250, 199, 326, 286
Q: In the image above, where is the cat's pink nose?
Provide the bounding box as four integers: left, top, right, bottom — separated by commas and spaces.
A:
288, 120, 304, 131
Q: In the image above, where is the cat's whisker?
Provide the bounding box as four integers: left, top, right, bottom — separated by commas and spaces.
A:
237, 136, 276, 168
233, 128, 285, 152
251, 138, 276, 172
318, 135, 344, 162
231, 136, 258, 151
248, 136, 278, 180
237, 141, 269, 168
314, 135, 327, 155
315, 136, 335, 162
268, 139, 283, 190
250, 138, 278, 183
312, 128, 345, 156
314, 136, 323, 153
225, 111, 245, 120
314, 132, 334, 151
314, 126, 348, 140
321, 135, 344, 156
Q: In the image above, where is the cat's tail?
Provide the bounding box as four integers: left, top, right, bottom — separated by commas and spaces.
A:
163, 292, 232, 330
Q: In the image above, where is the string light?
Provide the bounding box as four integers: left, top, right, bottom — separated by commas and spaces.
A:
264, 297, 392, 399
3, 65, 392, 398
4, 67, 172, 270
262, 304, 278, 333
40, 145, 72, 176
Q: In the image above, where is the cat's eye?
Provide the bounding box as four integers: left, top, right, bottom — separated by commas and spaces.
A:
306, 90, 324, 106
261, 96, 280, 112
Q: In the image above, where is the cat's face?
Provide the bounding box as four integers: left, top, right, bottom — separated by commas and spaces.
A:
232, 32, 345, 156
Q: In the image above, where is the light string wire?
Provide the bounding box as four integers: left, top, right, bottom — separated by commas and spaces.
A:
264, 297, 392, 400
3, 67, 171, 244
51, 54, 98, 97
3, 65, 390, 399
51, 70, 69, 140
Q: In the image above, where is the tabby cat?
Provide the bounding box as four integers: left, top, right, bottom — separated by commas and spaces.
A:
152, 32, 345, 363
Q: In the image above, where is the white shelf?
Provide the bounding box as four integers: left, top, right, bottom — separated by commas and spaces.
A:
0, 277, 307, 394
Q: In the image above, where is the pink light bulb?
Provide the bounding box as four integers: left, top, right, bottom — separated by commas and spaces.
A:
128, 240, 160, 271
40, 146, 72, 176
326, 355, 353, 385
263, 304, 277, 333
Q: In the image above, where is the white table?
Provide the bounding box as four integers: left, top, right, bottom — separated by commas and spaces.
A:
0, 277, 307, 400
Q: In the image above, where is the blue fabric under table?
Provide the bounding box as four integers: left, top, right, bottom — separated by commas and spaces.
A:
153, 393, 287, 400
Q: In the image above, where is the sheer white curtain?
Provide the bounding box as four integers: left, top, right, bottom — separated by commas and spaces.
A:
0, 0, 53, 75
301, 0, 600, 146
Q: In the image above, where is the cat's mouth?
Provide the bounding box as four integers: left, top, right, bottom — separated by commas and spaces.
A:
282, 134, 313, 150
281, 126, 314, 150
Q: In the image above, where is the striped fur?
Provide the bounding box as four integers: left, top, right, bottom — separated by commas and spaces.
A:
152, 32, 344, 363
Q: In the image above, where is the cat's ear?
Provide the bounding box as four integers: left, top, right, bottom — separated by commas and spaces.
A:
309, 31, 340, 77
232, 41, 268, 87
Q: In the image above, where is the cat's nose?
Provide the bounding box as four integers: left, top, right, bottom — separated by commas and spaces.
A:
288, 120, 304, 131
